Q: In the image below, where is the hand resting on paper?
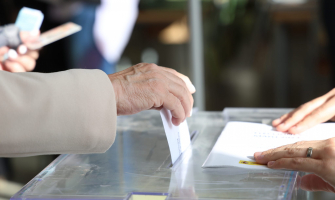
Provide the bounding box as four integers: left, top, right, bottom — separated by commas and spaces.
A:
254, 139, 335, 193
273, 88, 335, 134
0, 31, 39, 72
108, 63, 195, 126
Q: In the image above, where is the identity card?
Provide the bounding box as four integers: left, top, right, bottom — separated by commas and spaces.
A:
26, 22, 82, 50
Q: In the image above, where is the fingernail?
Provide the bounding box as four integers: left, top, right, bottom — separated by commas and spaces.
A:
2, 53, 9, 61
268, 161, 275, 167
8, 49, 18, 59
189, 109, 193, 117
189, 84, 196, 93
277, 123, 285, 129
18, 45, 27, 54
272, 118, 281, 125
254, 152, 264, 160
274, 118, 281, 122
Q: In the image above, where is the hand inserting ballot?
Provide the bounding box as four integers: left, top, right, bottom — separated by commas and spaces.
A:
108, 63, 195, 126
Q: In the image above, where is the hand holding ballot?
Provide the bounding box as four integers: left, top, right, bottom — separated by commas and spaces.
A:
273, 88, 335, 135
108, 63, 195, 126
254, 138, 335, 193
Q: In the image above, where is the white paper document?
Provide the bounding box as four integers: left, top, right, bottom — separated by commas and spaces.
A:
160, 108, 191, 164
203, 122, 335, 170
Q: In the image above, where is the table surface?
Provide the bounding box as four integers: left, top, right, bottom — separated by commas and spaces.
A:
12, 108, 308, 200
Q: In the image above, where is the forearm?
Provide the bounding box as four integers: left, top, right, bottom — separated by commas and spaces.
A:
0, 69, 117, 157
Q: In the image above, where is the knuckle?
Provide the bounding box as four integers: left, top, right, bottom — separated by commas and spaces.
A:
173, 96, 182, 108
268, 149, 277, 157
150, 71, 163, 79
178, 93, 187, 104
280, 113, 288, 120
290, 111, 303, 120
263, 149, 273, 156
324, 146, 335, 157
133, 63, 155, 72
310, 110, 322, 119
169, 68, 177, 73
133, 63, 144, 69
146, 63, 158, 71
152, 96, 163, 107
179, 84, 188, 95
327, 138, 335, 146
291, 158, 303, 168
287, 148, 297, 155
149, 79, 165, 92
293, 141, 305, 148
321, 160, 333, 174
275, 159, 284, 167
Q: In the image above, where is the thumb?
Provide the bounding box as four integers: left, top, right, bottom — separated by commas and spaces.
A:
0, 46, 9, 55
20, 31, 40, 44
300, 174, 335, 193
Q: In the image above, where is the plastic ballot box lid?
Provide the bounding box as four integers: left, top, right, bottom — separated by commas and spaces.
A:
12, 109, 301, 200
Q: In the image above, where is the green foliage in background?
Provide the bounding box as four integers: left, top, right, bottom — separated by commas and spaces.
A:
218, 0, 248, 25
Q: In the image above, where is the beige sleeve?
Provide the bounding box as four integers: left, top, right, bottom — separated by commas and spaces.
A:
0, 69, 117, 157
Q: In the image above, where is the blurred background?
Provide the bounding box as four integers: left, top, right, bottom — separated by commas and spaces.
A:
0, 0, 334, 199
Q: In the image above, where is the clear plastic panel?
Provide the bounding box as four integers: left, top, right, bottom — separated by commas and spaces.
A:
12, 110, 300, 200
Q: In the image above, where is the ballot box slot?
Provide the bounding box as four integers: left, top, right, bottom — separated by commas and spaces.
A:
168, 130, 198, 168
190, 130, 199, 141
157, 130, 198, 169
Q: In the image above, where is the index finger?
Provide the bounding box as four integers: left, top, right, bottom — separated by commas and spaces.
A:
274, 98, 326, 133
287, 97, 335, 134
255, 147, 322, 164
161, 70, 194, 117
267, 157, 323, 175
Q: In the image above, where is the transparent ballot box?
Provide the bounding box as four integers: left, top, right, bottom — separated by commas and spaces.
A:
12, 109, 302, 200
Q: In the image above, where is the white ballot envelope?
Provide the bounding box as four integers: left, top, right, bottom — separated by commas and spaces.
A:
160, 108, 191, 164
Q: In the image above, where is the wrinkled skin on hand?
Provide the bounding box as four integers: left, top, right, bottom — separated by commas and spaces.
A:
108, 63, 195, 126
255, 138, 335, 193
273, 88, 335, 134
